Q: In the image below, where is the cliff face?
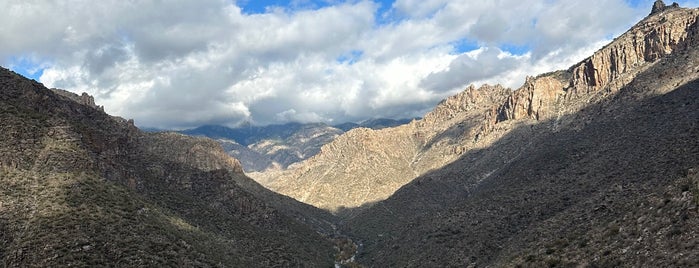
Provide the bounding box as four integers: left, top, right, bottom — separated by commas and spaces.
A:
252, 6, 699, 215
0, 68, 335, 267
497, 74, 567, 121
497, 6, 699, 124
570, 6, 698, 94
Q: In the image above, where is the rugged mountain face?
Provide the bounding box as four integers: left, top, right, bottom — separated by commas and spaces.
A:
252, 3, 699, 217
181, 119, 413, 173
342, 4, 699, 267
0, 68, 336, 266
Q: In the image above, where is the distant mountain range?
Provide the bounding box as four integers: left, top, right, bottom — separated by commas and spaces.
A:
177, 118, 415, 172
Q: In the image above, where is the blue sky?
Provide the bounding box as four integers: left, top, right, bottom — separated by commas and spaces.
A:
1, 0, 691, 128
239, 0, 394, 15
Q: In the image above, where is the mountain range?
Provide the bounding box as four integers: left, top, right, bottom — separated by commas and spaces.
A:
178, 118, 414, 172
1, 1, 698, 267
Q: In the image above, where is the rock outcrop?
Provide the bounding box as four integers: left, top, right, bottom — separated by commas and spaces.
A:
497, 73, 567, 121
651, 0, 680, 15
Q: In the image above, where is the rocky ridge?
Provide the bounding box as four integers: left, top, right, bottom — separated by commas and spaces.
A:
251, 4, 699, 215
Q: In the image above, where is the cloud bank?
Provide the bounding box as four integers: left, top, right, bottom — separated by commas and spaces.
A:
0, 0, 673, 128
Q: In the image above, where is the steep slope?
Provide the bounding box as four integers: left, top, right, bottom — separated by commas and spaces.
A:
253, 3, 699, 215
344, 3, 699, 267
0, 68, 336, 266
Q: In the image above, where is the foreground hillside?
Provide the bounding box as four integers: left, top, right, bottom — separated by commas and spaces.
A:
342, 3, 699, 267
0, 68, 335, 266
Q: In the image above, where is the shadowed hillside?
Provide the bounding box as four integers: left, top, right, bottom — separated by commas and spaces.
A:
0, 67, 337, 266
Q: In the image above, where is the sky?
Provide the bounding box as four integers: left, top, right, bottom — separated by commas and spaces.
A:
2, 0, 696, 129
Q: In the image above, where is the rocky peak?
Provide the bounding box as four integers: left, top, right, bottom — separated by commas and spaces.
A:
422, 84, 510, 124
651, 0, 680, 15
51, 88, 104, 111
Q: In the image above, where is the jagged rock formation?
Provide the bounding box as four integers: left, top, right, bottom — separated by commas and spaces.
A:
341, 5, 699, 267
51, 88, 104, 111
0, 68, 337, 266
252, 5, 699, 215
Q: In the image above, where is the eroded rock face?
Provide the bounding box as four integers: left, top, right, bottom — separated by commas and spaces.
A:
497, 74, 567, 121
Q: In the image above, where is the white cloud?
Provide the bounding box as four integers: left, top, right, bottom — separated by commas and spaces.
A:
0, 0, 673, 128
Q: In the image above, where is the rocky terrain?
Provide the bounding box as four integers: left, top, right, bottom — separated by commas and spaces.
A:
180, 119, 412, 172
0, 68, 338, 266
252, 1, 699, 219
340, 2, 699, 266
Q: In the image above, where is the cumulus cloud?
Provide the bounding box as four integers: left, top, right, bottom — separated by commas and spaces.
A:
0, 0, 673, 128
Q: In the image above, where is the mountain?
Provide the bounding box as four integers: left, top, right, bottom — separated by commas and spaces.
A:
181, 119, 414, 172
251, 1, 699, 216
0, 68, 338, 266
340, 3, 699, 266
252, 84, 511, 212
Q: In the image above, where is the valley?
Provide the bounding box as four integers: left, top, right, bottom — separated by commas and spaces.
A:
1, 1, 698, 267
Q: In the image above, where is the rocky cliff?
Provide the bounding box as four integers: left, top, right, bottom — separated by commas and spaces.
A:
252, 4, 699, 216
